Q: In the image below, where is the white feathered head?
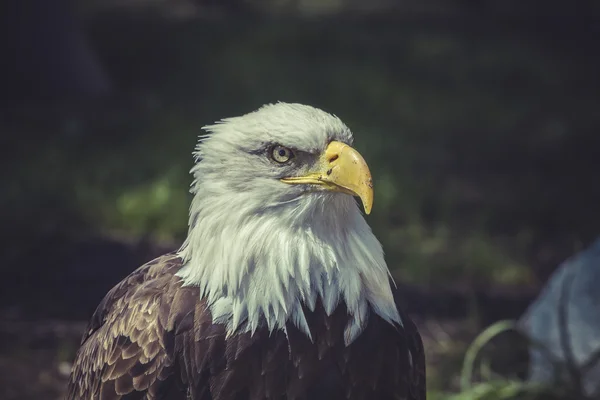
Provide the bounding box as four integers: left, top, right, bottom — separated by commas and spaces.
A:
178, 103, 400, 344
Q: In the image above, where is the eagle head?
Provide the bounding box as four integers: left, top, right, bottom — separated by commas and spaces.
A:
177, 103, 400, 345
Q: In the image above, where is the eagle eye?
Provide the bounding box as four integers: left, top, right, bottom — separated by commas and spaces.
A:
270, 145, 294, 163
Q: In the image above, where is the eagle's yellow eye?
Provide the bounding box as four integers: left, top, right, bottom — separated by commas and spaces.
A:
271, 145, 294, 163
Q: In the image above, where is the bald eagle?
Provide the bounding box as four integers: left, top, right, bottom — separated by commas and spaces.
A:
67, 103, 426, 400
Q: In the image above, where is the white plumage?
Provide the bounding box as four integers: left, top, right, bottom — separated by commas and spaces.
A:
177, 103, 401, 345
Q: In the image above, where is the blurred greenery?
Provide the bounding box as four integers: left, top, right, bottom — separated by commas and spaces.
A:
427, 320, 595, 400
3, 6, 600, 399
4, 10, 600, 292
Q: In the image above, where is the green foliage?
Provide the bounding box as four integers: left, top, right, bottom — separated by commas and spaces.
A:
445, 381, 555, 400
5, 12, 600, 288
436, 320, 594, 400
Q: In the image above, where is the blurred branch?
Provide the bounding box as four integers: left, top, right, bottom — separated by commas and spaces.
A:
460, 319, 516, 391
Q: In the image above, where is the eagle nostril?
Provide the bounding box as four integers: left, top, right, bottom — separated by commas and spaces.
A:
328, 154, 339, 163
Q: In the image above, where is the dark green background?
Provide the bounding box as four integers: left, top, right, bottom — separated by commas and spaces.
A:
2, 1, 599, 398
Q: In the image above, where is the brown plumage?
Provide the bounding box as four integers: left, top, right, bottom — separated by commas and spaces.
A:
68, 103, 427, 399
67, 253, 425, 400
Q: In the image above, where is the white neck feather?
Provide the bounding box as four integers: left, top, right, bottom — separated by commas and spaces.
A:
176, 186, 401, 345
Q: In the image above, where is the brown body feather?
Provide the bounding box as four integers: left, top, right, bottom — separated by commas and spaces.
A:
67, 253, 426, 400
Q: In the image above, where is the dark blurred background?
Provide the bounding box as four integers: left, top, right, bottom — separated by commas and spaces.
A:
1, 0, 599, 398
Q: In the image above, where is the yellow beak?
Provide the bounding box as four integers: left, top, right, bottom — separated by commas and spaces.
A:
280, 141, 374, 214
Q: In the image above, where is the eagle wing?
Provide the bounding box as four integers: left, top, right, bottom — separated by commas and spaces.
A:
399, 307, 427, 400
385, 285, 426, 400
341, 305, 426, 400
67, 254, 427, 400
66, 253, 193, 400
